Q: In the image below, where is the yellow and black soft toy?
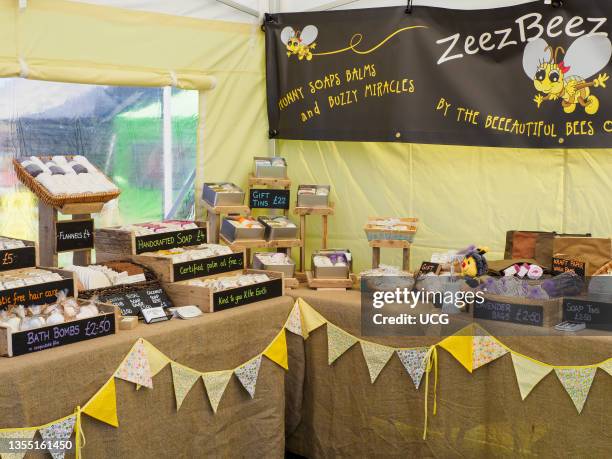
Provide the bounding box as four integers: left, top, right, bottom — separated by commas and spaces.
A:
460, 246, 489, 278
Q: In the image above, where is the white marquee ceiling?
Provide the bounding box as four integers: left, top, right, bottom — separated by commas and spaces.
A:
71, 0, 540, 23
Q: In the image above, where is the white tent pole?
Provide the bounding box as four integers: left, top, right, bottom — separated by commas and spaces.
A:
217, 0, 259, 17
305, 0, 362, 11
162, 86, 173, 219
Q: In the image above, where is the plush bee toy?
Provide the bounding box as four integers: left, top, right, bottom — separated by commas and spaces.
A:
460, 246, 489, 278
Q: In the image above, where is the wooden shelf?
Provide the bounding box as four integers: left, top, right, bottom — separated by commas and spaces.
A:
294, 203, 335, 216
266, 238, 303, 248
306, 271, 355, 290
248, 174, 291, 189
220, 234, 268, 250
204, 200, 250, 215
368, 239, 412, 249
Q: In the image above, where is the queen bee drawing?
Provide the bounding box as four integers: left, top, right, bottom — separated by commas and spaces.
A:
523, 34, 611, 115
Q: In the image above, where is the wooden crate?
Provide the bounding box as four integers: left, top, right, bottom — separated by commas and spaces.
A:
133, 250, 245, 283
94, 221, 207, 258
0, 267, 77, 310
306, 271, 356, 290
0, 300, 118, 357
163, 269, 284, 312
0, 238, 37, 272
364, 217, 418, 242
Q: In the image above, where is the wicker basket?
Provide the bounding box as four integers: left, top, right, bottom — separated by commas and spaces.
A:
594, 260, 612, 276
75, 260, 158, 299
13, 156, 120, 208
364, 217, 418, 242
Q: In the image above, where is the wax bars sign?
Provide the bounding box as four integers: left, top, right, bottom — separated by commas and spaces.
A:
56, 219, 94, 253
100, 287, 173, 317
552, 256, 586, 278
265, 2, 612, 148
249, 189, 290, 210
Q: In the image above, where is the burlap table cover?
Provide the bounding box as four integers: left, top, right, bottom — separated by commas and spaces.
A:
285, 288, 612, 458
0, 296, 297, 458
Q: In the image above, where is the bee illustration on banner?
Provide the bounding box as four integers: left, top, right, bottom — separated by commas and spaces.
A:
280, 25, 318, 60
523, 35, 611, 115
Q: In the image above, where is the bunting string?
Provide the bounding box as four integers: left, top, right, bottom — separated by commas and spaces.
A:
1, 297, 611, 456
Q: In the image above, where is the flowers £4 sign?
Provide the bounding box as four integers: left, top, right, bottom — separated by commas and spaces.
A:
265, 2, 612, 148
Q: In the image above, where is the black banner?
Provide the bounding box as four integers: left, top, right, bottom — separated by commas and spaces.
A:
100, 286, 174, 316
9, 313, 115, 356
56, 219, 94, 252
265, 3, 612, 148
213, 278, 283, 312
173, 252, 245, 282
0, 278, 74, 310
249, 189, 291, 209
0, 246, 36, 272
135, 227, 207, 254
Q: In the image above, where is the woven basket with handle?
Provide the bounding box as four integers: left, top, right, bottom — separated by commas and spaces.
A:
13, 156, 120, 208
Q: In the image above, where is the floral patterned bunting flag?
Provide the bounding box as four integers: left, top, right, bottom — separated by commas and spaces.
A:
0, 429, 36, 459
114, 340, 153, 388
234, 356, 262, 398
555, 367, 597, 414
472, 336, 508, 370
202, 371, 233, 413
39, 415, 76, 459
360, 341, 394, 383
171, 362, 201, 411
396, 348, 429, 389
327, 323, 358, 365
285, 302, 303, 337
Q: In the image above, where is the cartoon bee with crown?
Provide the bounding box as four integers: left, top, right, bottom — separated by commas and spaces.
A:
523, 35, 611, 115
281, 25, 318, 61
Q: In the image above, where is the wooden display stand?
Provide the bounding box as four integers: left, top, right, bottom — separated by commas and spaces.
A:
220, 234, 302, 268
38, 201, 102, 267
306, 271, 355, 291
204, 201, 250, 244
247, 174, 291, 190
369, 239, 411, 271
294, 203, 334, 273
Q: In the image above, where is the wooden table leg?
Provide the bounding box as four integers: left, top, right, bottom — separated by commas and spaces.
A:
245, 248, 251, 268
322, 215, 328, 249
299, 215, 306, 273
73, 213, 92, 266
402, 247, 410, 271
372, 247, 380, 269
38, 203, 58, 267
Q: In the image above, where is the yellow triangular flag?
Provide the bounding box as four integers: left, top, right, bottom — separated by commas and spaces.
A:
143, 339, 171, 377
438, 335, 473, 373
511, 353, 552, 400
327, 323, 358, 365
171, 362, 201, 411
298, 298, 326, 339
263, 329, 289, 370
202, 370, 233, 413
599, 359, 612, 377
0, 429, 36, 459
360, 341, 394, 383
82, 378, 119, 428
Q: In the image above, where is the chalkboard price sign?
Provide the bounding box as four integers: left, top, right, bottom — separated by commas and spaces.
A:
562, 298, 612, 331
173, 252, 244, 282
0, 245, 36, 272
213, 277, 283, 312
56, 219, 94, 253
473, 299, 544, 327
0, 278, 74, 310
135, 227, 206, 254
552, 256, 586, 279
9, 312, 115, 357
100, 286, 173, 316
249, 189, 290, 210
417, 262, 441, 277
